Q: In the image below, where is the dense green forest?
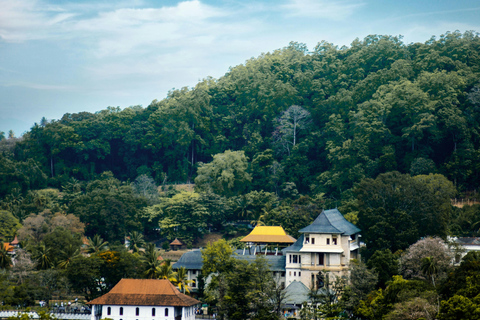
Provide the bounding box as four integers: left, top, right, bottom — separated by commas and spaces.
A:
1, 30, 480, 319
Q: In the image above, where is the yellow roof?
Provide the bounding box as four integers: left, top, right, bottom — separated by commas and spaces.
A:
240, 226, 296, 244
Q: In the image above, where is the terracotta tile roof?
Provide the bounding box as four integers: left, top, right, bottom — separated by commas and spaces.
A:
10, 235, 19, 246
240, 226, 295, 244
88, 279, 199, 307
170, 238, 183, 246
3, 243, 13, 252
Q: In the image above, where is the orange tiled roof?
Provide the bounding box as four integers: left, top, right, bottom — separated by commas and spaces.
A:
170, 238, 183, 246
3, 243, 13, 252
10, 235, 19, 245
88, 279, 199, 307
240, 226, 296, 244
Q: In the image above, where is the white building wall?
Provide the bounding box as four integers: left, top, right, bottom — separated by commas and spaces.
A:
92, 305, 185, 320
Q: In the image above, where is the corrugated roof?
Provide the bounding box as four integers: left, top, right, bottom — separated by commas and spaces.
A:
240, 226, 296, 243
299, 209, 360, 235
88, 279, 199, 307
235, 253, 286, 272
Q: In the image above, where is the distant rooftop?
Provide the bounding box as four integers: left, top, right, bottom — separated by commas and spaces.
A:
299, 209, 360, 236
240, 226, 296, 244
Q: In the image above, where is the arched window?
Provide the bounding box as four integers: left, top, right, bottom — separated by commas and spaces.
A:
152, 308, 155, 316
165, 308, 169, 317
107, 307, 111, 316
136, 307, 140, 316
120, 307, 123, 315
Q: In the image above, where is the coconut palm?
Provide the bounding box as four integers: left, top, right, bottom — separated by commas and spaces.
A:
33, 243, 52, 270
57, 244, 81, 269
127, 231, 146, 254
158, 260, 177, 282
174, 266, 192, 294
142, 243, 162, 279
85, 234, 109, 254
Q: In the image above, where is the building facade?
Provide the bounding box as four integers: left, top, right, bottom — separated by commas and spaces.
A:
88, 279, 199, 320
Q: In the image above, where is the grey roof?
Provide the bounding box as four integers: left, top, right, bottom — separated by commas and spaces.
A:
173, 249, 286, 272
283, 280, 311, 305
299, 209, 360, 235
282, 234, 304, 253
172, 250, 203, 270
235, 254, 286, 272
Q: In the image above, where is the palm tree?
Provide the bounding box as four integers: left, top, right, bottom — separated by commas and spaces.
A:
174, 266, 192, 294
57, 244, 81, 269
421, 256, 438, 286
33, 243, 52, 270
142, 244, 162, 279
158, 260, 177, 282
0, 244, 12, 269
127, 231, 146, 254
85, 234, 109, 254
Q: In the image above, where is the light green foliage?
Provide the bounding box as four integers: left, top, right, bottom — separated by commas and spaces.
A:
195, 150, 252, 197
0, 210, 21, 242
201, 239, 235, 276
146, 191, 208, 242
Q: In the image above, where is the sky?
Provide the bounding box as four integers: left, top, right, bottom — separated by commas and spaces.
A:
1, 0, 479, 136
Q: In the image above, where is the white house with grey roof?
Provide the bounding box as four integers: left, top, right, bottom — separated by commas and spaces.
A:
173, 208, 361, 292
282, 209, 361, 288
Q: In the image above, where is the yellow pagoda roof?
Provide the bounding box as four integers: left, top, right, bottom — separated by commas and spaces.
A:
240, 226, 296, 244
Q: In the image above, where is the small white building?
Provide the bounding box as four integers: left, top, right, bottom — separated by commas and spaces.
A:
88, 279, 199, 320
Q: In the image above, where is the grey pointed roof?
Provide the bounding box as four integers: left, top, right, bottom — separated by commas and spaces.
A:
283, 280, 311, 305
299, 209, 360, 235
172, 249, 203, 270
282, 234, 304, 253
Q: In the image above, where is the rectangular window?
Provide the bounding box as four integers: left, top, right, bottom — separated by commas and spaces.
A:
107, 307, 111, 316
165, 308, 168, 317
292, 255, 298, 263
299, 272, 301, 276
192, 270, 196, 275
318, 253, 324, 265
305, 236, 309, 244
136, 308, 139, 316
327, 238, 330, 245
333, 238, 337, 245
299, 255, 301, 264
152, 308, 155, 317
312, 238, 315, 244
192, 279, 196, 288
294, 272, 296, 276
120, 307, 123, 315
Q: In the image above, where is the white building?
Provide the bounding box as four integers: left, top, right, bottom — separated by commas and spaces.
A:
283, 209, 361, 288
88, 279, 199, 320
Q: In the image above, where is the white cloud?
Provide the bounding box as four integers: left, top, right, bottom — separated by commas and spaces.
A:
281, 0, 365, 20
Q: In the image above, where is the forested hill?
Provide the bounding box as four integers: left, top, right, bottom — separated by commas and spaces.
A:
2, 31, 480, 200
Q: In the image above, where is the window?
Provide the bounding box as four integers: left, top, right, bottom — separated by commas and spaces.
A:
333, 237, 337, 245
318, 253, 324, 265
107, 307, 111, 316
192, 279, 196, 288
299, 255, 301, 264
136, 307, 140, 316
165, 308, 169, 317
292, 255, 298, 263
294, 272, 296, 276
299, 272, 301, 276
305, 235, 309, 244
326, 238, 330, 245
311, 238, 315, 244
192, 270, 197, 275
120, 307, 123, 315
281, 272, 285, 277
152, 308, 155, 317
289, 271, 291, 276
